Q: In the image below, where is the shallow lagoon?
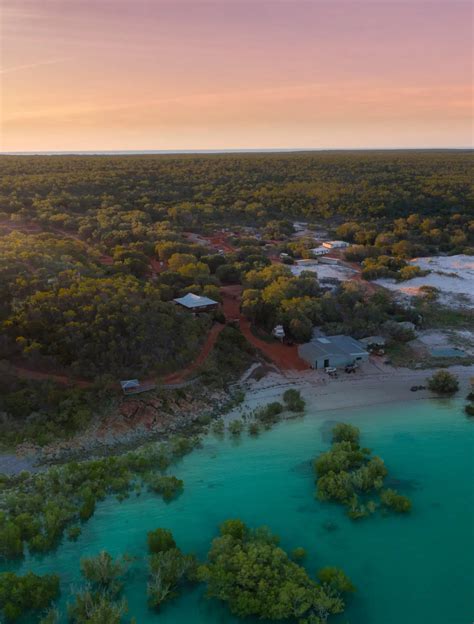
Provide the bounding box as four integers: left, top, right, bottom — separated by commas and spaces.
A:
3, 398, 474, 623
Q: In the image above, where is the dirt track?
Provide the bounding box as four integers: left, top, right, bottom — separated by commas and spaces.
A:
221, 285, 308, 371
12, 364, 91, 388
161, 323, 225, 384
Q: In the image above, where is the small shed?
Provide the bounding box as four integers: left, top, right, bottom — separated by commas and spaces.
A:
298, 334, 369, 369
174, 293, 219, 313
120, 379, 156, 395
318, 256, 340, 265
311, 246, 330, 256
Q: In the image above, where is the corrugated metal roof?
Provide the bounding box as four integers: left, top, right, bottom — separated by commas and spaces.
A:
298, 334, 368, 360
120, 379, 140, 389
174, 293, 218, 308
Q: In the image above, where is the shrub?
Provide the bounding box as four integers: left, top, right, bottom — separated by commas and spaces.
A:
0, 571, 60, 622
427, 370, 459, 395
332, 423, 360, 445
148, 548, 197, 608
318, 566, 355, 593
464, 403, 474, 417
254, 402, 283, 427
380, 489, 412, 513
67, 526, 81, 541
145, 474, 184, 501
211, 418, 225, 435
147, 528, 176, 554
282, 389, 306, 412
314, 425, 411, 519
67, 590, 127, 623
228, 420, 244, 436
197, 520, 352, 621
80, 551, 129, 596
0, 521, 23, 559
291, 547, 306, 561
248, 422, 260, 436
397, 265, 428, 281
220, 518, 247, 540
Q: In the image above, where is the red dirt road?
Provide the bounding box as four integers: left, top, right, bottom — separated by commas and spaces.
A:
220, 285, 308, 371
161, 323, 225, 384
12, 365, 91, 388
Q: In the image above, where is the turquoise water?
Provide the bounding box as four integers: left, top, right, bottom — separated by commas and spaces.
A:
3, 398, 474, 623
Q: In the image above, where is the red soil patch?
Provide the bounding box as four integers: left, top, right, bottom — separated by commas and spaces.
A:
207, 231, 235, 253
149, 257, 167, 276
0, 220, 43, 234
98, 255, 114, 266
12, 364, 91, 388
220, 285, 308, 372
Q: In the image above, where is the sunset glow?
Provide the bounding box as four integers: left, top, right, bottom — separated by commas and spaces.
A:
1, 0, 472, 152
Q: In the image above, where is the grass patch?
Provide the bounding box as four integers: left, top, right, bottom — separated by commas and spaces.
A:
416, 303, 474, 330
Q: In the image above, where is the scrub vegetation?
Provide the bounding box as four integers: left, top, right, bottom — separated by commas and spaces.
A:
314, 423, 412, 519
0, 152, 471, 443
241, 264, 422, 343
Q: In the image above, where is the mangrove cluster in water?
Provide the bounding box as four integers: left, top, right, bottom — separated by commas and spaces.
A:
146, 528, 197, 609
197, 519, 354, 623
0, 435, 199, 560
223, 390, 307, 439
67, 550, 133, 624
0, 571, 60, 622
314, 423, 412, 519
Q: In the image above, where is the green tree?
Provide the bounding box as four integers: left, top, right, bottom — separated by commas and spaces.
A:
0, 571, 60, 622
427, 370, 459, 395
147, 528, 176, 554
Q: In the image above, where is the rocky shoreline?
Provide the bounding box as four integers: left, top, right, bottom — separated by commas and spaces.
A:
2, 361, 472, 477
0, 384, 236, 475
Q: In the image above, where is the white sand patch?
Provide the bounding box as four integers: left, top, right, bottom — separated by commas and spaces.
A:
290, 260, 356, 281
225, 362, 474, 422
375, 255, 474, 309
414, 329, 474, 356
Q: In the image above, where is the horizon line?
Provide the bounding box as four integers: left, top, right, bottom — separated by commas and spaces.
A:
1, 147, 473, 156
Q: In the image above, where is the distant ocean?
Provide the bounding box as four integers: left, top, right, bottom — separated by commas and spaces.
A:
1, 148, 471, 156
1, 149, 318, 156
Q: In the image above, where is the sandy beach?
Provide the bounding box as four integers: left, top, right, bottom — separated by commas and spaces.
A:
233, 361, 474, 415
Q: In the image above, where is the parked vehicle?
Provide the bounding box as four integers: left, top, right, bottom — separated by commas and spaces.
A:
345, 364, 356, 374
325, 367, 337, 374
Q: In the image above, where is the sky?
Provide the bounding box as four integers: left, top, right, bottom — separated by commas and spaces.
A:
1, 0, 472, 152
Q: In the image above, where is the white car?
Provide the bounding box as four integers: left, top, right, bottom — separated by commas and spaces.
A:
324, 367, 337, 374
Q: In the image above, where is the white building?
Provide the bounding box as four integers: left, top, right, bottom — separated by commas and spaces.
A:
311, 246, 330, 256
322, 240, 350, 249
